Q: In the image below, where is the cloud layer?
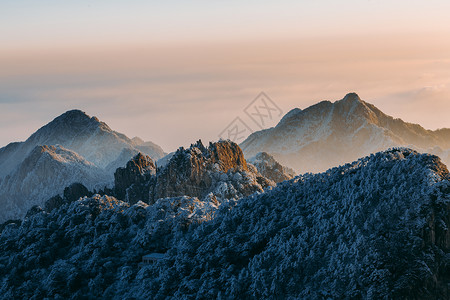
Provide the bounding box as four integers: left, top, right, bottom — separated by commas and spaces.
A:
1, 34, 449, 151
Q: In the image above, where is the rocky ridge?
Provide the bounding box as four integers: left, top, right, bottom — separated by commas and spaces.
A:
113, 140, 275, 205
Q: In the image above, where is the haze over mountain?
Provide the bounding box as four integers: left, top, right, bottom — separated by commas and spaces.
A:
241, 93, 450, 173
0, 109, 165, 221
0, 109, 165, 179
0, 145, 110, 222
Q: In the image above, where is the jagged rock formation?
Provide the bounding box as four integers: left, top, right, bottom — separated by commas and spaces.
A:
247, 152, 296, 183
151, 140, 273, 203
241, 93, 450, 173
43, 183, 93, 213
114, 153, 156, 204
0, 145, 110, 221
112, 140, 274, 205
1, 148, 448, 299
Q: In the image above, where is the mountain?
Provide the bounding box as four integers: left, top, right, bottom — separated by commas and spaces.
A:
0, 110, 165, 221
0, 145, 110, 222
113, 140, 275, 205
247, 152, 296, 183
241, 93, 450, 173
1, 148, 448, 299
0, 109, 165, 179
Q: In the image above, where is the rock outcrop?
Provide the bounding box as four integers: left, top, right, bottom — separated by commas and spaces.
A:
64, 182, 93, 202
114, 153, 156, 204
112, 140, 274, 205
151, 140, 272, 202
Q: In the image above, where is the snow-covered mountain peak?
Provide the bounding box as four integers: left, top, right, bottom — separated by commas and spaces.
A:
32, 144, 94, 166
56, 109, 90, 120
0, 109, 166, 221
14, 110, 117, 164
0, 109, 166, 179
241, 93, 450, 173
38, 109, 103, 131
334, 92, 377, 121
38, 145, 105, 169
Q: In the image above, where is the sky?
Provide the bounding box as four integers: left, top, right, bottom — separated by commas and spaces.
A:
1, 0, 450, 152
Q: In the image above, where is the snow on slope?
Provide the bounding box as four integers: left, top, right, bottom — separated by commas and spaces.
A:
247, 152, 296, 183
0, 145, 111, 222
241, 93, 450, 173
1, 148, 448, 299
123, 148, 450, 299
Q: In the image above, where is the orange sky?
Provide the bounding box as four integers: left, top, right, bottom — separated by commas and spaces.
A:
1, 1, 450, 151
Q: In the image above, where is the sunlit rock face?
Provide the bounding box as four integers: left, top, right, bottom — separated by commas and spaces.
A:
111, 140, 274, 205
151, 140, 273, 203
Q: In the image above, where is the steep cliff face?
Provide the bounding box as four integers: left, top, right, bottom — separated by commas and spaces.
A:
111, 140, 274, 205
208, 141, 248, 173
114, 153, 156, 204
151, 140, 273, 203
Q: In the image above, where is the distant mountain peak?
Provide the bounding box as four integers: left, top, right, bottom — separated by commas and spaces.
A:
59, 109, 89, 118
335, 92, 370, 118
47, 109, 108, 131
241, 93, 450, 173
